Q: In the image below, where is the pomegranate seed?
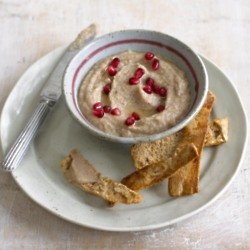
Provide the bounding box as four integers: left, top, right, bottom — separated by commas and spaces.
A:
111, 107, 121, 116
103, 83, 111, 94
92, 102, 103, 110
110, 57, 120, 68
143, 85, 153, 94
145, 77, 155, 87
134, 68, 145, 79
153, 85, 161, 94
152, 58, 160, 70
156, 105, 165, 112
129, 77, 140, 85
103, 105, 111, 113
93, 108, 104, 118
158, 87, 167, 97
125, 116, 135, 126
107, 66, 117, 76
132, 112, 140, 120
145, 52, 154, 60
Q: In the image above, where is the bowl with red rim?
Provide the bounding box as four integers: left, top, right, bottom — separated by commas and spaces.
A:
63, 29, 208, 144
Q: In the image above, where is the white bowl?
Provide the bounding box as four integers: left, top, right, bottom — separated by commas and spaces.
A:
63, 30, 208, 144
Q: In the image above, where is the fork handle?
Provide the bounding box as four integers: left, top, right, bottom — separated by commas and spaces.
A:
0, 99, 53, 172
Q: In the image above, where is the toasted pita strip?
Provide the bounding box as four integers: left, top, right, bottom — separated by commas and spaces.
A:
131, 117, 227, 171
61, 149, 142, 204
121, 143, 198, 191
131, 132, 182, 170
168, 91, 215, 196
205, 118, 228, 146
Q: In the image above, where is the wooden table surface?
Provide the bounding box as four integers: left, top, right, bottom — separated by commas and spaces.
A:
0, 1, 249, 249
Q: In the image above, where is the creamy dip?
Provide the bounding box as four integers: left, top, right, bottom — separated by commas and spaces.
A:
78, 51, 191, 137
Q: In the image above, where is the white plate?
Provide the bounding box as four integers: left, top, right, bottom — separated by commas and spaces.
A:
0, 46, 247, 232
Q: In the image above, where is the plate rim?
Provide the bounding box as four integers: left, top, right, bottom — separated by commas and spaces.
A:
0, 46, 248, 232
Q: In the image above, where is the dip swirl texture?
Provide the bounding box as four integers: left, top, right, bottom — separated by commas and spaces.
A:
78, 51, 191, 137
